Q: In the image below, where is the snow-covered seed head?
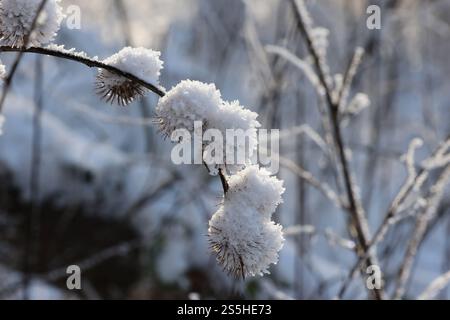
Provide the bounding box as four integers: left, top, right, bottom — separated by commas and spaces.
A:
155, 80, 223, 136
0, 0, 64, 47
208, 166, 285, 278
96, 47, 163, 106
96, 74, 146, 106
156, 80, 260, 174
226, 165, 285, 218
208, 204, 284, 279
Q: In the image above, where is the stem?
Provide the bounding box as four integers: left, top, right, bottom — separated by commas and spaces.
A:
219, 169, 230, 194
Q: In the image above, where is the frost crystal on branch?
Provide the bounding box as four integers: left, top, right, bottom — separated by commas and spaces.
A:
96, 47, 163, 106
0, 0, 64, 47
346, 93, 370, 115
311, 27, 329, 59
208, 166, 285, 278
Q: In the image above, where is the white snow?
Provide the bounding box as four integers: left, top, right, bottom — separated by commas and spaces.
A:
101, 47, 163, 85
226, 165, 285, 218
346, 93, 371, 115
45, 44, 98, 60
95, 47, 164, 105
156, 80, 223, 136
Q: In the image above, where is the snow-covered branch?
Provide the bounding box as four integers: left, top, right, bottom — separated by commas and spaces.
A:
0, 46, 166, 97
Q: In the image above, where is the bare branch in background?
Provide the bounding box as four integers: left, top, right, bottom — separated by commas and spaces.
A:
284, 225, 356, 251
277, 156, 345, 209
418, 270, 450, 300
336, 47, 365, 111
265, 45, 324, 97
394, 165, 450, 299
289, 0, 383, 299
338, 136, 450, 298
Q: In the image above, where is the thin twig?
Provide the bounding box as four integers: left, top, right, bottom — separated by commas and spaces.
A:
284, 225, 356, 251
418, 269, 450, 300
337, 47, 365, 111
219, 169, 230, 194
394, 165, 450, 299
277, 156, 345, 209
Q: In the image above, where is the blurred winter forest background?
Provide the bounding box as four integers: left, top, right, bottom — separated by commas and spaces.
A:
0, 0, 449, 300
